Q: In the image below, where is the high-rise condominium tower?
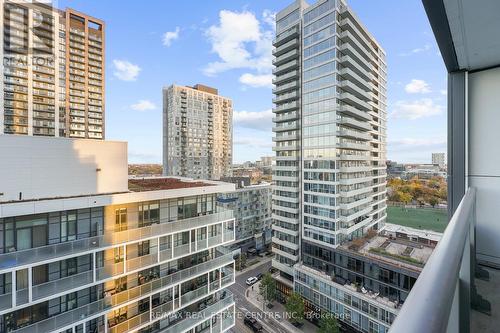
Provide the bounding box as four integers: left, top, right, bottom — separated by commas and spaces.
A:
163, 84, 233, 180
272, 0, 388, 316
1, 0, 104, 138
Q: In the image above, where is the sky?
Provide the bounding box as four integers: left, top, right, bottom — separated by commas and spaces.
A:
57, 0, 448, 164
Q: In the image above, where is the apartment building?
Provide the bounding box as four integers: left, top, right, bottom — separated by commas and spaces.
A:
431, 153, 445, 168
217, 178, 272, 251
272, 0, 388, 329
163, 84, 232, 180
295, 224, 436, 332
1, 0, 105, 139
0, 136, 236, 333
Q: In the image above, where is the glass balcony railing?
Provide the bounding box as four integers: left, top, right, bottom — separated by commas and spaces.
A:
165, 293, 234, 333
0, 210, 234, 271
389, 188, 489, 333
11, 251, 233, 333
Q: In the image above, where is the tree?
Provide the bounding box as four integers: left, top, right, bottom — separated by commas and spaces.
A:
285, 292, 305, 325
259, 273, 276, 307
429, 196, 439, 208
398, 191, 413, 205
235, 253, 247, 271
317, 314, 340, 333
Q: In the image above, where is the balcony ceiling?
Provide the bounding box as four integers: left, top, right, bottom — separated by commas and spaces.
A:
423, 0, 500, 72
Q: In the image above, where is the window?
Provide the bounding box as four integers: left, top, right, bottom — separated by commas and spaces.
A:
138, 241, 150, 257
61, 211, 77, 242
178, 197, 197, 219
115, 208, 127, 231
138, 202, 160, 227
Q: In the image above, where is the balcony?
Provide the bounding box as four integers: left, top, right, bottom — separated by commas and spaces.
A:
163, 293, 234, 333
338, 104, 372, 121
273, 70, 299, 85
273, 49, 299, 66
273, 80, 299, 94
338, 116, 372, 131
273, 91, 298, 104
273, 26, 299, 47
10, 251, 233, 333
273, 38, 299, 57
0, 210, 234, 272
390, 188, 495, 333
273, 59, 299, 76
339, 67, 372, 91
339, 92, 372, 111
339, 80, 371, 101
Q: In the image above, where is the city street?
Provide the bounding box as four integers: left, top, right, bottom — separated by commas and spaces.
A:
227, 259, 290, 333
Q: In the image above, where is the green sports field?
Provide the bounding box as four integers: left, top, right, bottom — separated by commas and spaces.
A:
386, 206, 448, 233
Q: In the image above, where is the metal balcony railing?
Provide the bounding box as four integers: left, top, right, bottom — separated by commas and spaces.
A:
390, 188, 489, 333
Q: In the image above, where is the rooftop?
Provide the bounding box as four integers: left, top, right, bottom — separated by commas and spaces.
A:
341, 230, 436, 272
128, 177, 214, 192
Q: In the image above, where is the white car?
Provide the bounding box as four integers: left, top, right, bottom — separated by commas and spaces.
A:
246, 277, 258, 286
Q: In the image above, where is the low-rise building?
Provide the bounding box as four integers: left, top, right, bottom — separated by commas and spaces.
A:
0, 136, 236, 333
217, 178, 272, 252
295, 225, 439, 333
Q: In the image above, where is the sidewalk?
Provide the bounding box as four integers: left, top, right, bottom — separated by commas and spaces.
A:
235, 256, 271, 277
246, 281, 318, 333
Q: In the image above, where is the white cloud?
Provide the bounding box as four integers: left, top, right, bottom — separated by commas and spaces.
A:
262, 10, 276, 30
399, 44, 432, 56
162, 27, 180, 47
113, 60, 141, 81
440, 89, 447, 96
239, 73, 273, 88
405, 79, 431, 94
203, 10, 273, 78
391, 99, 443, 120
131, 100, 157, 111
233, 109, 273, 131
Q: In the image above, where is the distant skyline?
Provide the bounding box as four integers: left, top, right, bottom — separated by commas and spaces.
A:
58, 0, 447, 164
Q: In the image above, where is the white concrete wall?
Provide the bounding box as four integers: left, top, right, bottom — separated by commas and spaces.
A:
468, 67, 500, 266
0, 135, 128, 202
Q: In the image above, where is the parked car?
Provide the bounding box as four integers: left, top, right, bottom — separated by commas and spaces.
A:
246, 276, 258, 285
244, 314, 263, 332
256, 273, 263, 280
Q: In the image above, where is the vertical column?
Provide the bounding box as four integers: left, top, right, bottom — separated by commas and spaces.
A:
28, 267, 32, 302
447, 71, 466, 217
12, 270, 16, 307
92, 252, 97, 282
221, 222, 225, 243
104, 313, 108, 333
177, 284, 181, 308
157, 237, 160, 262
195, 229, 198, 252
27, 8, 33, 135
188, 230, 192, 254
170, 234, 174, 258
123, 245, 127, 273
149, 295, 153, 321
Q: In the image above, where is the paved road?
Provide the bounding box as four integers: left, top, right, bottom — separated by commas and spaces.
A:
227, 260, 289, 333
